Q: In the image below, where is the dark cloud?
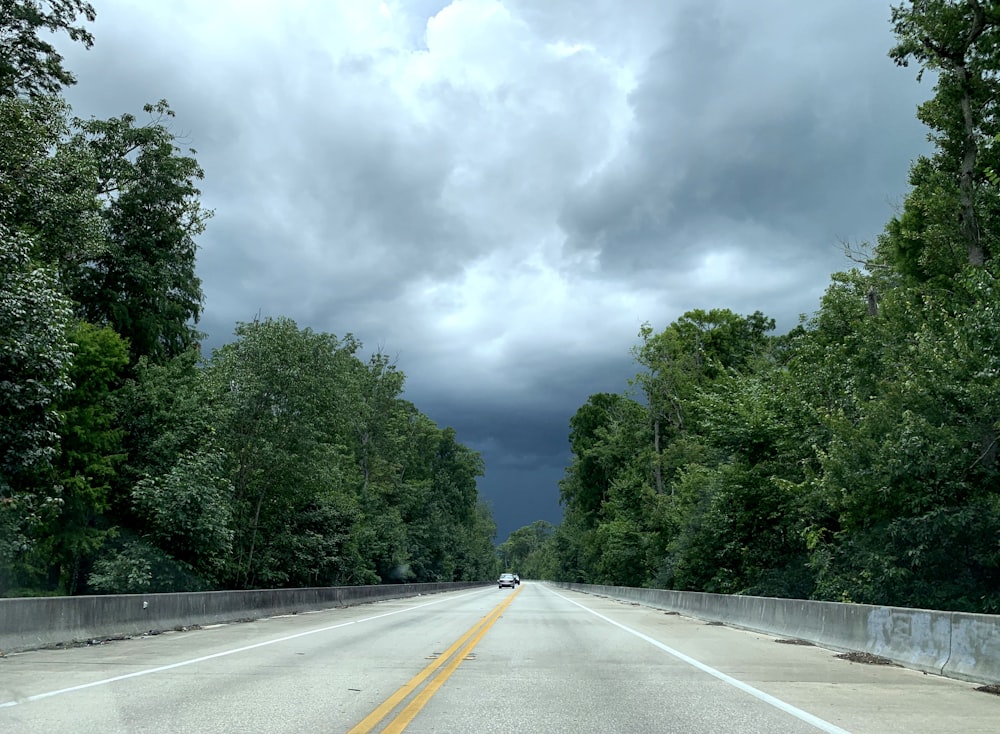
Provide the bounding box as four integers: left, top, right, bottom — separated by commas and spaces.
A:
559, 0, 928, 287
54, 0, 932, 541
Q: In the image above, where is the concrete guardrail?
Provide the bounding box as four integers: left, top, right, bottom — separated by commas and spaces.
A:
0, 582, 484, 654
553, 582, 1000, 686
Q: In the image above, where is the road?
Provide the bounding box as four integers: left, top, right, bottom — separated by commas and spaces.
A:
1, 583, 996, 732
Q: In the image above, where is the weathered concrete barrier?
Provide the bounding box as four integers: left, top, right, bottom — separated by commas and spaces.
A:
553, 583, 1000, 685
947, 612, 1000, 683
0, 582, 483, 654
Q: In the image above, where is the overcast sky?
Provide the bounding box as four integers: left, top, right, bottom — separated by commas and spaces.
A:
57, 0, 931, 542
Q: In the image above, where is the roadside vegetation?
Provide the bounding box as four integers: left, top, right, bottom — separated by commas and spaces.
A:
503, 1, 1000, 613
0, 0, 498, 595
7, 1, 999, 612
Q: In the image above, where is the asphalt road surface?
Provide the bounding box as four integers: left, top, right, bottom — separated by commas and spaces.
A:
1, 583, 996, 732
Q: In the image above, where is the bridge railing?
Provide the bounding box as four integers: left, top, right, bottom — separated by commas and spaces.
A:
552, 582, 1000, 686
0, 582, 485, 654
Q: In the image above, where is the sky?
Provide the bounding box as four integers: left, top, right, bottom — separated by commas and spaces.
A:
56, 0, 932, 543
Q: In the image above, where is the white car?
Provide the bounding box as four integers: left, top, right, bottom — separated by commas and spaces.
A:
498, 573, 516, 589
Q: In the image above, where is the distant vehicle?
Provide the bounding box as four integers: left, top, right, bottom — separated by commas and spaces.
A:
498, 573, 516, 589
513, 574, 520, 586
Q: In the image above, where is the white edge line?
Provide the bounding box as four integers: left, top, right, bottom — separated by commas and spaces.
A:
0, 587, 493, 709
547, 587, 852, 734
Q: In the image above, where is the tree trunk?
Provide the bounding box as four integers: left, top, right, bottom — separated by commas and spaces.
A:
243, 492, 265, 588
653, 418, 664, 495
958, 64, 984, 265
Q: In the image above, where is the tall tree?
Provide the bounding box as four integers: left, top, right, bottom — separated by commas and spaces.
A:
560, 393, 643, 523
889, 0, 1000, 267
73, 101, 210, 365
41, 321, 128, 593
0, 225, 73, 594
0, 94, 103, 274
498, 521, 556, 578
633, 309, 774, 496
206, 317, 365, 588
0, 0, 96, 99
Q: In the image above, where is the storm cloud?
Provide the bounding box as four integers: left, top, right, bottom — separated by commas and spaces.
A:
56, 0, 931, 539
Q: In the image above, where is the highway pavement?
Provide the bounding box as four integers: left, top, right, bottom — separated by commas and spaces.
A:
1, 582, 996, 732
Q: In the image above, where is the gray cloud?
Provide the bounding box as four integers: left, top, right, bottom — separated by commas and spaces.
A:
55, 0, 932, 540
559, 0, 928, 288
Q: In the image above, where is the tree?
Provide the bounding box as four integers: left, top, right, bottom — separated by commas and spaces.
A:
0, 6, 502, 594
659, 383, 815, 596
0, 225, 72, 594
889, 0, 1000, 266
498, 521, 555, 570
560, 393, 646, 524
129, 448, 233, 586
205, 317, 367, 588
72, 101, 210, 365
513, 521, 557, 579
112, 346, 214, 489
41, 321, 128, 593
457, 500, 499, 581
800, 266, 1000, 610
633, 309, 774, 496
412, 425, 485, 581
1, 93, 208, 367
0, 94, 103, 273
0, 0, 96, 99
0, 227, 72, 487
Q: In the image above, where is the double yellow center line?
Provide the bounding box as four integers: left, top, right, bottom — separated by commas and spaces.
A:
347, 586, 522, 733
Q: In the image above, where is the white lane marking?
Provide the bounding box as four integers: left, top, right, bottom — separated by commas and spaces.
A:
547, 588, 852, 734
0, 588, 494, 709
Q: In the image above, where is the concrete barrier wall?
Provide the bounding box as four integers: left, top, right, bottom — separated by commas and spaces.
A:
554, 583, 1000, 685
0, 582, 483, 654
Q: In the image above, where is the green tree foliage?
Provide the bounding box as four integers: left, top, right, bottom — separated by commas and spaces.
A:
1, 94, 208, 367
553, 266, 1000, 609
560, 393, 645, 525
553, 272, 1000, 608
113, 347, 214, 487
498, 520, 557, 579
659, 363, 816, 598
543, 0, 1000, 614
0, 84, 213, 593
0, 94, 103, 271
0, 14, 496, 595
80, 317, 498, 594
396, 422, 487, 582
0, 228, 72, 489
0, 225, 72, 591
88, 536, 206, 594
633, 309, 774, 495
39, 321, 128, 593
203, 317, 370, 588
461, 500, 501, 581
558, 391, 658, 585
797, 266, 1000, 610
72, 100, 209, 365
0, 0, 96, 98
155, 317, 496, 591
889, 0, 1000, 268
130, 448, 233, 586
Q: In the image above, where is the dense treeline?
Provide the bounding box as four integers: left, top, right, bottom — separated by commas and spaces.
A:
504, 0, 1000, 612
497, 520, 557, 579
0, 1, 497, 596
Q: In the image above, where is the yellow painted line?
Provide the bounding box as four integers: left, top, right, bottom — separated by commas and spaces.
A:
347, 587, 522, 734
381, 588, 518, 733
